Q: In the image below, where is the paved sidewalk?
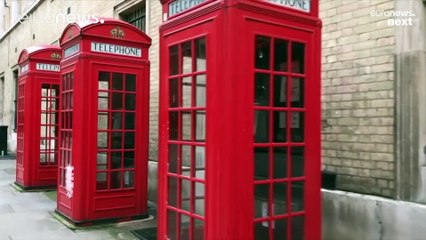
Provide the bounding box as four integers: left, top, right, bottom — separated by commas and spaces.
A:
0, 158, 156, 240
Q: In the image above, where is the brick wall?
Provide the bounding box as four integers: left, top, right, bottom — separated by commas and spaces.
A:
320, 0, 395, 197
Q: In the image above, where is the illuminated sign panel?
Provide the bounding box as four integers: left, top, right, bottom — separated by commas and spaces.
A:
169, 0, 205, 17
267, 0, 310, 12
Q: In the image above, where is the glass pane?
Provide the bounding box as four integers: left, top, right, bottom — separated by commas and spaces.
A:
274, 39, 289, 71
255, 73, 269, 106
124, 112, 135, 130
98, 72, 110, 90
97, 132, 107, 148
195, 38, 206, 72
181, 179, 191, 212
111, 151, 122, 169
96, 172, 107, 190
255, 36, 271, 70
274, 218, 288, 240
110, 171, 121, 189
195, 75, 206, 107
170, 78, 179, 108
254, 148, 269, 180
112, 73, 123, 90
168, 177, 178, 207
124, 132, 135, 149
125, 93, 136, 110
124, 170, 134, 187
181, 145, 191, 176
112, 93, 123, 110
98, 113, 108, 130
274, 75, 287, 107
254, 184, 269, 218
182, 41, 192, 74
169, 144, 178, 173
274, 182, 287, 215
182, 77, 192, 108
180, 214, 190, 239
291, 215, 304, 240
254, 110, 269, 143
169, 111, 179, 140
292, 182, 304, 212
182, 112, 192, 141
124, 151, 134, 168
125, 74, 136, 91
273, 111, 287, 142
195, 182, 205, 216
195, 146, 205, 180
98, 97, 108, 110
195, 111, 206, 141
111, 112, 123, 129
169, 45, 179, 75
292, 42, 305, 73
194, 219, 204, 240
291, 147, 304, 177
274, 147, 287, 179
96, 152, 107, 169
291, 112, 304, 142
254, 222, 269, 240
291, 78, 304, 108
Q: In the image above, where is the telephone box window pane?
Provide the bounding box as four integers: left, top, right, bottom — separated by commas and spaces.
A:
168, 177, 179, 208
124, 132, 135, 149
195, 75, 206, 107
255, 36, 271, 70
112, 73, 124, 90
180, 214, 190, 239
97, 153, 107, 169
125, 93, 136, 110
167, 210, 178, 240
112, 93, 123, 110
169, 144, 178, 173
97, 132, 107, 149
194, 219, 204, 239
98, 97, 108, 110
170, 45, 179, 76
273, 147, 287, 179
291, 147, 304, 177
254, 110, 269, 143
195, 146, 205, 180
254, 222, 269, 240
112, 112, 123, 129
124, 170, 134, 187
292, 42, 305, 73
182, 77, 192, 108
169, 111, 179, 140
195, 182, 205, 216
195, 111, 206, 141
291, 112, 304, 142
124, 151, 135, 168
111, 171, 121, 189
181, 145, 191, 176
181, 179, 191, 212
273, 111, 287, 142
111, 132, 122, 149
96, 172, 107, 190
195, 38, 206, 72
170, 78, 179, 108
274, 39, 289, 72
274, 182, 287, 215
99, 72, 110, 90
254, 184, 269, 218
290, 78, 304, 108
273, 218, 288, 240
274, 75, 287, 107
98, 113, 108, 130
182, 42, 192, 74
254, 148, 269, 180
182, 112, 192, 141
291, 215, 304, 240
255, 73, 270, 106
292, 181, 304, 212
125, 74, 136, 91
124, 112, 135, 130
111, 152, 122, 169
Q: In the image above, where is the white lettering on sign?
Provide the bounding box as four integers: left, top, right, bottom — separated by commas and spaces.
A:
36, 63, 60, 72
65, 164, 74, 198
20, 64, 29, 74
169, 0, 205, 17
267, 0, 310, 12
91, 42, 142, 57
64, 43, 80, 58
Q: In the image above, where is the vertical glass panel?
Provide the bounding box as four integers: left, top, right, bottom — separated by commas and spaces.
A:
181, 179, 191, 212
195, 182, 205, 216
274, 39, 289, 71
170, 78, 179, 108
180, 214, 190, 239
254, 222, 269, 240
169, 144, 178, 173
99, 72, 110, 90
182, 112, 192, 141
182, 41, 192, 74
291, 112, 304, 142
124, 170, 134, 187
124, 112, 135, 130
124, 151, 134, 168
195, 111, 206, 141
274, 147, 287, 179
274, 75, 287, 107
111, 132, 122, 149
168, 177, 178, 207
195, 38, 206, 72
111, 112, 123, 129
290, 78, 304, 108
181, 145, 191, 176
254, 147, 269, 180
97, 132, 107, 148
125, 74, 136, 91
169, 45, 179, 76
112, 73, 124, 90
96, 152, 107, 169
274, 218, 288, 240
195, 75, 206, 107
182, 77, 192, 108
195, 146, 205, 180
124, 132, 135, 149
292, 42, 305, 73
291, 182, 304, 212
125, 93, 136, 110
167, 210, 178, 240
111, 151, 122, 169
255, 73, 270, 106
98, 97, 108, 110
110, 171, 121, 189
254, 110, 269, 143
273, 111, 287, 142
194, 219, 204, 240
291, 215, 305, 240
169, 111, 179, 140
254, 184, 269, 218
274, 182, 287, 215
112, 93, 123, 110
291, 147, 304, 177
255, 36, 271, 70
96, 172, 107, 190
98, 113, 108, 130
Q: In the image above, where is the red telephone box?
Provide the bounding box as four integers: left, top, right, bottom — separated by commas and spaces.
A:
158, 0, 321, 239
56, 18, 151, 224
16, 45, 61, 190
